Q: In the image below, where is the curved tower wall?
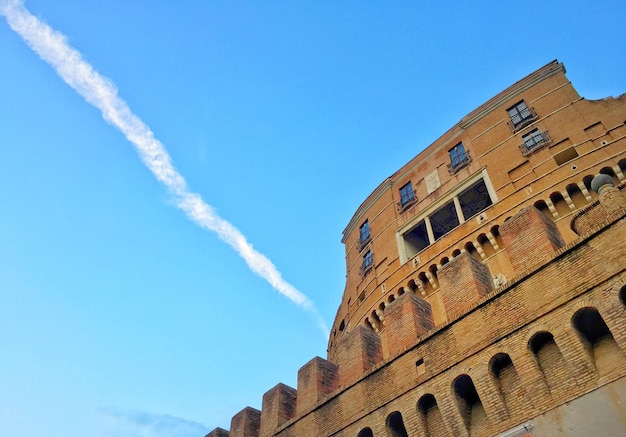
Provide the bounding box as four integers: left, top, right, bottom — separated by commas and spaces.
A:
205, 60, 626, 437
329, 60, 626, 360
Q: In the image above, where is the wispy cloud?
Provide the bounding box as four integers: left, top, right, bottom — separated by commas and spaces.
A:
0, 0, 325, 323
100, 406, 209, 437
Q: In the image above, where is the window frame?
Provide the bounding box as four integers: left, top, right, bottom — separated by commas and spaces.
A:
398, 181, 416, 211
396, 169, 497, 264
507, 100, 537, 132
448, 142, 471, 174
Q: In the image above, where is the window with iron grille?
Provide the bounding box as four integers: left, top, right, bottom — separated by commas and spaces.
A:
507, 100, 536, 130
399, 182, 416, 208
361, 250, 374, 274
448, 142, 471, 173
520, 128, 551, 155
359, 220, 371, 248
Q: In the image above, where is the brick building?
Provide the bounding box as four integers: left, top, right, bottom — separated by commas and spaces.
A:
207, 61, 626, 436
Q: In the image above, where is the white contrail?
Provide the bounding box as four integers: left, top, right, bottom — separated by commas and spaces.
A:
0, 0, 321, 315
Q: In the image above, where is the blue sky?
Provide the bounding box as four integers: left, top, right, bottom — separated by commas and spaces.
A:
0, 1, 624, 436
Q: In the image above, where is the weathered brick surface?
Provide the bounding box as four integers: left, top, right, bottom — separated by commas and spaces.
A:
230, 407, 260, 437
335, 326, 382, 387
215, 63, 626, 437
260, 384, 296, 437
272, 215, 626, 436
205, 428, 229, 437
438, 251, 494, 318
500, 205, 565, 273
384, 292, 434, 357
296, 357, 339, 416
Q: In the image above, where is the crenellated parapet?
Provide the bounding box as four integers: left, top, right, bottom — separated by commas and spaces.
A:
204, 60, 626, 436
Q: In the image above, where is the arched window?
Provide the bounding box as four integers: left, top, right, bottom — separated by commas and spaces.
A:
549, 192, 570, 217
534, 200, 553, 220
357, 427, 374, 437
417, 394, 446, 436
386, 411, 409, 437
572, 307, 622, 374
452, 374, 486, 432
489, 353, 522, 412
528, 331, 569, 392
566, 183, 586, 209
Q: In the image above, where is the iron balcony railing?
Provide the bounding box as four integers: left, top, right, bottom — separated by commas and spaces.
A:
507, 106, 538, 132
448, 151, 472, 174
397, 194, 417, 213
519, 130, 552, 156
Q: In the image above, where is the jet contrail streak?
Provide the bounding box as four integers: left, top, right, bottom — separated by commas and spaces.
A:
1, 0, 322, 318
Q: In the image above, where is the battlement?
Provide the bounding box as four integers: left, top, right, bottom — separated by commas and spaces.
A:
206, 174, 626, 436
204, 63, 626, 436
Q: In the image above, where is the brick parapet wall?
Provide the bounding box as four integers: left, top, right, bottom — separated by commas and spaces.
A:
296, 357, 338, 416
259, 384, 297, 437
384, 292, 434, 357
229, 407, 260, 437
272, 215, 626, 436
438, 251, 495, 319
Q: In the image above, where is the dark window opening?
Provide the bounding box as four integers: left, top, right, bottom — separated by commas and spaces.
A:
361, 250, 373, 275
357, 428, 374, 437
386, 412, 409, 437
507, 100, 537, 131
430, 201, 459, 240
458, 179, 493, 220
399, 181, 416, 209
520, 128, 551, 155
359, 220, 371, 249
404, 219, 429, 258
448, 142, 471, 173
453, 374, 486, 431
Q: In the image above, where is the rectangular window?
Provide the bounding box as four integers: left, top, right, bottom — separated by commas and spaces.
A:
520, 128, 551, 155
430, 200, 460, 240
399, 181, 416, 209
403, 219, 429, 259
507, 100, 536, 131
448, 142, 471, 173
398, 172, 497, 263
358, 220, 371, 249
458, 179, 493, 220
361, 250, 374, 275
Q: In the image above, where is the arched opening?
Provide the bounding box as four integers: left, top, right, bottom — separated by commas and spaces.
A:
429, 264, 438, 279
583, 175, 598, 199
619, 159, 626, 176
489, 353, 522, 413
465, 241, 480, 260
379, 302, 386, 311
397, 287, 406, 296
477, 233, 495, 258
388, 294, 396, 304
528, 331, 570, 393
452, 249, 462, 257
418, 272, 434, 295
371, 310, 382, 330
572, 307, 623, 374
417, 394, 446, 437
386, 411, 409, 437
490, 225, 504, 250
599, 166, 617, 181
440, 256, 450, 266
620, 285, 626, 306
452, 374, 486, 432
533, 200, 553, 220
566, 183, 586, 209
550, 192, 571, 217
357, 427, 374, 437
408, 279, 418, 293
